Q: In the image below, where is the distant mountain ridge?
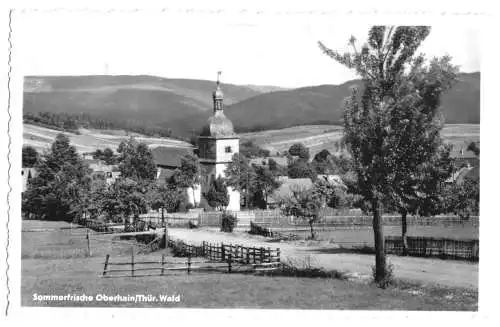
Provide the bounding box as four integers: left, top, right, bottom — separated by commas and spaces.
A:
24, 75, 279, 137
226, 72, 480, 132
24, 73, 479, 137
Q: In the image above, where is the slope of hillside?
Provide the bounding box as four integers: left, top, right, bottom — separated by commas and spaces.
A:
227, 72, 480, 132
243, 124, 480, 157
23, 75, 275, 137
23, 123, 192, 154
24, 73, 479, 137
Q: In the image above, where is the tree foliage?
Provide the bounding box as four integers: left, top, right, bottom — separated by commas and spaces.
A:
22, 134, 91, 221
147, 182, 184, 225
287, 158, 317, 180
225, 153, 256, 208
466, 141, 480, 156
117, 137, 157, 183
288, 143, 310, 160
239, 140, 271, 158
319, 26, 458, 284
252, 164, 282, 208
280, 185, 321, 239
205, 176, 230, 211
172, 154, 201, 207
101, 178, 149, 225
22, 145, 39, 167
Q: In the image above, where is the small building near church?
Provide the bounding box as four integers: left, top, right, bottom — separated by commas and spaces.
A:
150, 146, 201, 206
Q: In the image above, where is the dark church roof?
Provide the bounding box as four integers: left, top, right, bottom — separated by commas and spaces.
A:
200, 111, 236, 138
151, 146, 193, 168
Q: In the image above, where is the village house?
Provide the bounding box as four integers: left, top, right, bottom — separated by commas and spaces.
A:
84, 158, 121, 185
446, 146, 480, 184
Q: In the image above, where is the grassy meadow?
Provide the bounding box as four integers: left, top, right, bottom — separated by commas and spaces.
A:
243, 124, 479, 157
23, 123, 192, 154
22, 220, 478, 310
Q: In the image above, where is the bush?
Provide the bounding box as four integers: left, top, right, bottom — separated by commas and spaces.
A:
178, 202, 187, 213
188, 220, 198, 229
186, 203, 194, 210
220, 212, 237, 232
371, 262, 395, 289
170, 240, 189, 257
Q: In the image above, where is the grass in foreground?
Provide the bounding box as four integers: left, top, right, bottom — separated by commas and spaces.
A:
21, 220, 478, 310
22, 256, 477, 310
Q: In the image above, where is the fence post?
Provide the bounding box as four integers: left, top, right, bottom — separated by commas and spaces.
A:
267, 247, 271, 263
246, 248, 250, 264
228, 253, 232, 273
221, 242, 225, 262
86, 228, 92, 257
253, 247, 256, 264
161, 254, 165, 276
162, 227, 167, 249
260, 247, 264, 263
187, 255, 192, 275
103, 254, 110, 277
131, 246, 135, 277
277, 248, 280, 264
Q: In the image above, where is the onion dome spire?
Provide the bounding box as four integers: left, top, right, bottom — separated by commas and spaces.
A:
213, 71, 224, 112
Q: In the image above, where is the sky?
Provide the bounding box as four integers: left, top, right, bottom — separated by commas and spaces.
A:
14, 10, 481, 88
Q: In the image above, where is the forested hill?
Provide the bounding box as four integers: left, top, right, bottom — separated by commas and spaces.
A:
23, 75, 286, 138
226, 72, 480, 132
23, 73, 479, 137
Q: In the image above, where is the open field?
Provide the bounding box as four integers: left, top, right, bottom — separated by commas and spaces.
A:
23, 123, 192, 154
243, 124, 480, 157
22, 220, 477, 309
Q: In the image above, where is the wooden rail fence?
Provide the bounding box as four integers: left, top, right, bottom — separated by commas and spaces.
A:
168, 239, 281, 265
101, 240, 282, 278
249, 222, 299, 241
385, 236, 479, 261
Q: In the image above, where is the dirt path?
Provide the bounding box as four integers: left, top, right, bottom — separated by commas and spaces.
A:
168, 228, 478, 289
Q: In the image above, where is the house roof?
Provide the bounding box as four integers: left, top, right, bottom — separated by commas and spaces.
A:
316, 174, 347, 189
455, 166, 480, 184
269, 178, 314, 203
151, 146, 193, 168
450, 147, 477, 159
249, 156, 288, 167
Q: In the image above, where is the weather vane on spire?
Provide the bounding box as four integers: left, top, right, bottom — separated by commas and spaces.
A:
217, 71, 222, 85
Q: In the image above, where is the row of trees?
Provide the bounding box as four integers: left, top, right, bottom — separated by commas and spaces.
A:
23, 135, 193, 226
24, 111, 178, 139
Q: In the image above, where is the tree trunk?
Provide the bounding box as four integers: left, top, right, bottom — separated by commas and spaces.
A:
161, 207, 165, 227
401, 210, 408, 256
372, 198, 387, 284
309, 218, 315, 240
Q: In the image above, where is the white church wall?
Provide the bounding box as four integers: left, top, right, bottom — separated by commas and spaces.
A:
226, 186, 241, 211
215, 138, 240, 163
186, 184, 201, 207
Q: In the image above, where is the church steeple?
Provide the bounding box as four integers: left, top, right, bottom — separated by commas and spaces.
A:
213, 71, 224, 112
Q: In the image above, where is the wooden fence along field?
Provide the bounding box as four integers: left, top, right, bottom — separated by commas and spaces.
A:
249, 222, 299, 241
101, 240, 281, 278
385, 236, 479, 261
141, 209, 479, 229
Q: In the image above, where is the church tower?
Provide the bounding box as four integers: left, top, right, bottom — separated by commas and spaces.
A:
199, 72, 241, 211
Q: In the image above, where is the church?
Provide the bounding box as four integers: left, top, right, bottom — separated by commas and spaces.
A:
197, 72, 241, 211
